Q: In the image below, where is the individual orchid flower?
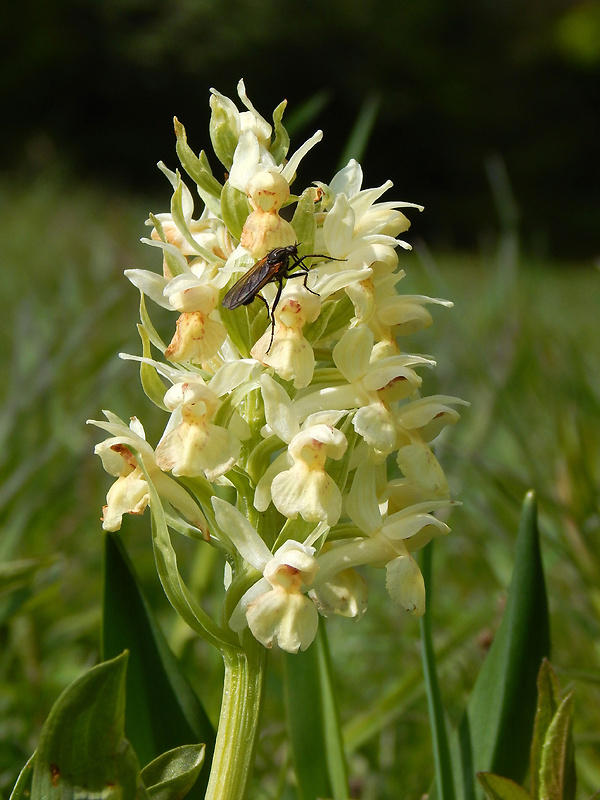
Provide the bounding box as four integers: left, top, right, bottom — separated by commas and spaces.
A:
254, 374, 347, 525
345, 268, 454, 350
146, 162, 232, 278
238, 171, 297, 258
308, 558, 368, 619
287, 324, 433, 459
212, 80, 322, 198
392, 395, 469, 503
213, 498, 319, 653
124, 264, 229, 365
334, 325, 436, 457
270, 424, 347, 526
250, 283, 321, 388
210, 80, 275, 176
250, 258, 375, 388
88, 411, 208, 534
315, 461, 453, 616
315, 159, 423, 263
155, 381, 241, 480
162, 274, 228, 364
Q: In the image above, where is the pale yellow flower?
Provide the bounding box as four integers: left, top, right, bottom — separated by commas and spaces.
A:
89, 412, 208, 534
155, 382, 241, 480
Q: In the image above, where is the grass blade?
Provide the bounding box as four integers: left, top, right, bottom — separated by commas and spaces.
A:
102, 532, 215, 791
283, 623, 349, 800
420, 541, 456, 800
458, 491, 551, 796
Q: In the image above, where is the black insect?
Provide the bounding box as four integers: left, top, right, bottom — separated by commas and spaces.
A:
221, 244, 345, 352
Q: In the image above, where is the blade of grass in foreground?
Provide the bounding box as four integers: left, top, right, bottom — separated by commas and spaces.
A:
283, 623, 349, 800
457, 491, 550, 798
420, 541, 456, 800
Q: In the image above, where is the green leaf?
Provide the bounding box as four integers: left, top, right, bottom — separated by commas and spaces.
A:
102, 532, 215, 792
139, 292, 168, 353
141, 744, 205, 800
530, 659, 561, 799
170, 179, 222, 264
457, 491, 551, 798
290, 187, 318, 252
30, 652, 144, 800
270, 99, 290, 164
137, 324, 169, 410
8, 753, 35, 800
539, 691, 576, 800
173, 118, 222, 217
477, 773, 532, 800
220, 181, 252, 242
420, 542, 456, 800
283, 624, 349, 800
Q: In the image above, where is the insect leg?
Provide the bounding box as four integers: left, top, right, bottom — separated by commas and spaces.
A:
255, 293, 270, 313
288, 252, 345, 296
266, 278, 284, 353
285, 265, 320, 297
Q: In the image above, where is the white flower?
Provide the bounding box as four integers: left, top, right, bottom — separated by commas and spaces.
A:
270, 425, 347, 525
316, 160, 423, 262
126, 259, 221, 311
98, 448, 149, 532
146, 163, 231, 277
212, 498, 319, 653
88, 412, 208, 534
163, 278, 227, 364
309, 562, 368, 618
213, 80, 323, 195
344, 268, 453, 349
238, 171, 297, 257
250, 283, 321, 388
249, 259, 374, 388
343, 461, 453, 614
286, 325, 432, 458
254, 375, 347, 525
389, 395, 469, 504
155, 381, 241, 479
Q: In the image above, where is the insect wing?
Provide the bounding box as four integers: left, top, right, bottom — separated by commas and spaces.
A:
221, 256, 275, 310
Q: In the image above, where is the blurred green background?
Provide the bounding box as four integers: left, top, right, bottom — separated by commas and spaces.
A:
3, 0, 600, 257
1, 1, 599, 798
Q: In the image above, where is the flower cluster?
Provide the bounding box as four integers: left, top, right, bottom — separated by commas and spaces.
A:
89, 81, 465, 653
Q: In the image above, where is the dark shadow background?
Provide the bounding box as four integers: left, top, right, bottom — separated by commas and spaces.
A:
2, 0, 599, 259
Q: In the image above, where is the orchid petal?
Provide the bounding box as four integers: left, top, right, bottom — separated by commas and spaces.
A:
386, 553, 426, 615
212, 497, 272, 570
246, 587, 319, 653
260, 374, 299, 443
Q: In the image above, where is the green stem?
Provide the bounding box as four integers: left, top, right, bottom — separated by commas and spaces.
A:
204, 634, 267, 800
